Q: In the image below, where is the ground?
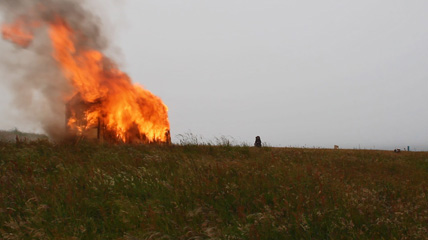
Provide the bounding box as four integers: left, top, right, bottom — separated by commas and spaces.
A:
0, 136, 427, 239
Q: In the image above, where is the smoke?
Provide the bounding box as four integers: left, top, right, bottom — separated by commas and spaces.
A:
0, 0, 108, 140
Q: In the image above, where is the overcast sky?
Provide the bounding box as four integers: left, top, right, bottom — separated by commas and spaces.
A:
1, 0, 428, 150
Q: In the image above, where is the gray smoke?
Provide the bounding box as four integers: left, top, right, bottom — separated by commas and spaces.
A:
0, 0, 108, 140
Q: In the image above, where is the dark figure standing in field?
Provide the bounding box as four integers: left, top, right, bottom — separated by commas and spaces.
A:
254, 136, 262, 147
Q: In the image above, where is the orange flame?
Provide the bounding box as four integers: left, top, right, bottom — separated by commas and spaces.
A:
1, 17, 39, 47
2, 14, 170, 143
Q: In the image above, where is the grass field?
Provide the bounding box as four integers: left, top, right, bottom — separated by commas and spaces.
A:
0, 138, 428, 239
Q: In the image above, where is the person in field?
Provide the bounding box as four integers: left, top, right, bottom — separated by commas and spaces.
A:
254, 136, 262, 147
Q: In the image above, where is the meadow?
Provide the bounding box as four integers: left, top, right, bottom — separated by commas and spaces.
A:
0, 136, 428, 239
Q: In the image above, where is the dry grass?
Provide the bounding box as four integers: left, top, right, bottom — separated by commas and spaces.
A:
0, 139, 427, 239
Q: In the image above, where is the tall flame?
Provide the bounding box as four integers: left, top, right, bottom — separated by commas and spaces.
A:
2, 13, 170, 143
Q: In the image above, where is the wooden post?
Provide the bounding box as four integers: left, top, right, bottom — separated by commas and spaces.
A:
97, 117, 101, 140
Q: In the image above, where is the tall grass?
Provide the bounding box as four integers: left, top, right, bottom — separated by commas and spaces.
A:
0, 140, 427, 239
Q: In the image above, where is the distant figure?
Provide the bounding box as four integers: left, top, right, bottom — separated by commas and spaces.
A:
254, 136, 262, 147
334, 145, 339, 150
394, 149, 401, 153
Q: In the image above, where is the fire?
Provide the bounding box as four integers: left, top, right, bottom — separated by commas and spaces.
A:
1, 17, 39, 47
2, 13, 170, 143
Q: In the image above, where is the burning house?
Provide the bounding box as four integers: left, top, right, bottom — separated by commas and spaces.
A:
1, 1, 171, 144
66, 93, 171, 144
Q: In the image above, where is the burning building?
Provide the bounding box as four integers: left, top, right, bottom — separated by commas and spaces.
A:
66, 93, 171, 144
1, 1, 171, 144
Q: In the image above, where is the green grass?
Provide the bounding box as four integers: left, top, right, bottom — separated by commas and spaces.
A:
0, 140, 427, 239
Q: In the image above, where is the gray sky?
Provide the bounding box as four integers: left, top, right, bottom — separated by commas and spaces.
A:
1, 0, 428, 150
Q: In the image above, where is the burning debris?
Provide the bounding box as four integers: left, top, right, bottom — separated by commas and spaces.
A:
1, 0, 170, 143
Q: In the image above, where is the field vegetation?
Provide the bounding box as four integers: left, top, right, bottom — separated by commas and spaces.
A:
0, 133, 428, 239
